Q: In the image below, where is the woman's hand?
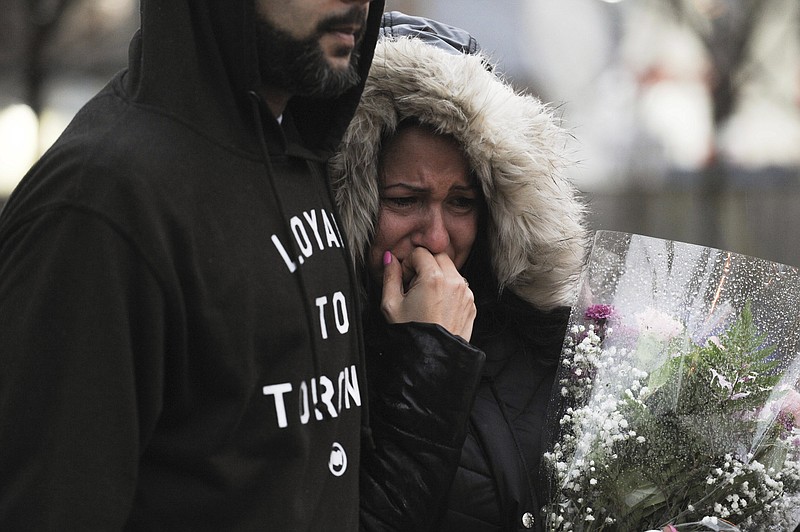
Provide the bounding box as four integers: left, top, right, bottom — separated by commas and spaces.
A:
380, 248, 476, 341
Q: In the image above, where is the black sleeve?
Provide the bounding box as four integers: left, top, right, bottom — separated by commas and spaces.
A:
0, 208, 166, 530
359, 322, 485, 531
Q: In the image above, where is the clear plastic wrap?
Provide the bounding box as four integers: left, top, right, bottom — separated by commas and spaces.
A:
544, 231, 800, 531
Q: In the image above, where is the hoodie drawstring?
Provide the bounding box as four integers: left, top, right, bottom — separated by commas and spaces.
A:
247, 92, 372, 442
247, 91, 324, 383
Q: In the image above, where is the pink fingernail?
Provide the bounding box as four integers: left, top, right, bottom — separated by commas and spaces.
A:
383, 251, 392, 265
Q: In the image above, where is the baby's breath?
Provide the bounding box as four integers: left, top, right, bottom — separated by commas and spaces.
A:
543, 303, 800, 531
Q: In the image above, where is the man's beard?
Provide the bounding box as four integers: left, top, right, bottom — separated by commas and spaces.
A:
255, 9, 365, 100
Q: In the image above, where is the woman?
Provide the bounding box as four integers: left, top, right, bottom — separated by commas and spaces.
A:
330, 12, 589, 531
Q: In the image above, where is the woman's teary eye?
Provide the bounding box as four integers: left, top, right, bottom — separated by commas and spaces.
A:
450, 196, 478, 211
381, 196, 417, 208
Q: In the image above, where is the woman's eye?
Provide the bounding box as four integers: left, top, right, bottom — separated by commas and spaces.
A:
450, 196, 477, 212
381, 196, 417, 208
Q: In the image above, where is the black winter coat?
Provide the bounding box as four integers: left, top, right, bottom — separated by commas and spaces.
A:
362, 319, 486, 530
436, 249, 571, 532
363, 282, 568, 532
438, 311, 564, 532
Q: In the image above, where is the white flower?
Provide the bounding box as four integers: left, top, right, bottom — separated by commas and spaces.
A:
634, 308, 685, 340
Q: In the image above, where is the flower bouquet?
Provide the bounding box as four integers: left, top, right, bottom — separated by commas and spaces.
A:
543, 231, 800, 531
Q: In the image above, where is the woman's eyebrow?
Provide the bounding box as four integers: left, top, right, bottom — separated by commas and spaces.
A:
381, 183, 478, 194
382, 183, 428, 193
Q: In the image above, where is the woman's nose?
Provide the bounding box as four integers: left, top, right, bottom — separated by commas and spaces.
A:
412, 207, 450, 254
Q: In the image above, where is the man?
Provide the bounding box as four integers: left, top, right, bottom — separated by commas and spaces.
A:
0, 1, 483, 530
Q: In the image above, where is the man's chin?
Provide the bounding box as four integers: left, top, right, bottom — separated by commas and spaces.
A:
322, 55, 353, 74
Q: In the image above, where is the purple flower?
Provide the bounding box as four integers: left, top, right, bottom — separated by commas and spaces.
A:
777, 411, 795, 436
585, 304, 614, 322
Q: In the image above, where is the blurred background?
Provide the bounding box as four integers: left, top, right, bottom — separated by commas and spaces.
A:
1, 0, 799, 264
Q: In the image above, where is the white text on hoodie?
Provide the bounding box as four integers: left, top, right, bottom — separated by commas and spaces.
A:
263, 364, 361, 428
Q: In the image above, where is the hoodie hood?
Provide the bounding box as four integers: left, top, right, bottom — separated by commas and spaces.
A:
329, 13, 589, 310
125, 0, 384, 156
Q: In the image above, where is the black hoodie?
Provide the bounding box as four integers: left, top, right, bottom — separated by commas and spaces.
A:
0, 1, 391, 530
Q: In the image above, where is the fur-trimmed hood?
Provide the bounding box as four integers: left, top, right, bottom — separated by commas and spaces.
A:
329, 17, 589, 310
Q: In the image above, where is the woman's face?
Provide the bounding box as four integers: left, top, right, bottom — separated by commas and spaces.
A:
368, 126, 480, 281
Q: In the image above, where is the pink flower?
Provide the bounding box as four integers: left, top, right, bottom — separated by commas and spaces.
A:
585, 304, 614, 322
780, 389, 800, 427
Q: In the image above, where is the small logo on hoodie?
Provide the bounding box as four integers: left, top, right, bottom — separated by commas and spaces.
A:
328, 442, 347, 477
